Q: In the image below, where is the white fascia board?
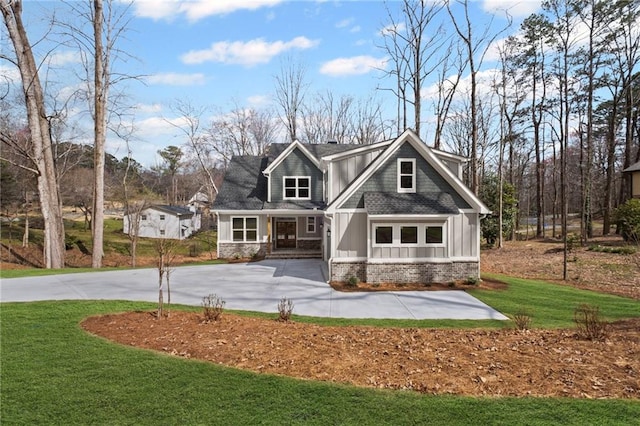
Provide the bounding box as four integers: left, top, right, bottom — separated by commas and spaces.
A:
325, 131, 412, 214
431, 148, 470, 163
320, 139, 394, 163
404, 133, 491, 215
262, 140, 320, 176
367, 214, 451, 220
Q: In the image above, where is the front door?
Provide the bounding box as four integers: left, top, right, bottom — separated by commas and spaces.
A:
276, 220, 296, 249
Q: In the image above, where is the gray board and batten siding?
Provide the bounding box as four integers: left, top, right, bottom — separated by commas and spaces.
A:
338, 143, 471, 210
269, 147, 324, 202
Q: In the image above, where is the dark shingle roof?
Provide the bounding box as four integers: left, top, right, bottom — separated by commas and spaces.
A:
212, 156, 268, 210
623, 161, 640, 173
153, 205, 194, 216
363, 192, 459, 215
267, 142, 360, 160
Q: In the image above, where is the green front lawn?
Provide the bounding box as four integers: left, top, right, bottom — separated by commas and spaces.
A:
2, 300, 639, 425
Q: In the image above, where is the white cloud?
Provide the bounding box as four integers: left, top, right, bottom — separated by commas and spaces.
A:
482, 0, 542, 18
135, 103, 163, 114
147, 72, 206, 86
181, 36, 319, 67
335, 18, 354, 28
47, 51, 82, 67
350, 25, 361, 33
319, 55, 387, 77
379, 22, 406, 37
0, 65, 21, 84
247, 94, 271, 107
132, 0, 284, 22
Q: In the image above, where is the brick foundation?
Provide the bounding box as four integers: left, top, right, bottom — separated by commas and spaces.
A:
331, 261, 479, 284
218, 242, 267, 259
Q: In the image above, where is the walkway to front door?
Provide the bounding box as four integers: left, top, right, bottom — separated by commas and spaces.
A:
276, 220, 296, 249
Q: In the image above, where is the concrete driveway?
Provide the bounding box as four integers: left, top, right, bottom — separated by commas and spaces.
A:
0, 259, 508, 320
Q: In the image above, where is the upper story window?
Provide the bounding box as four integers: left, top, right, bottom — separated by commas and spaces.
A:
159, 215, 166, 220
141, 214, 147, 221
283, 176, 311, 200
397, 159, 416, 193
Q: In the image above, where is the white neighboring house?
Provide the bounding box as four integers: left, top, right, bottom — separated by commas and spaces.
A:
123, 205, 201, 240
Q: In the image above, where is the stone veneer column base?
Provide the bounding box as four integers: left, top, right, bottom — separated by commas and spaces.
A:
218, 242, 267, 259
330, 261, 479, 284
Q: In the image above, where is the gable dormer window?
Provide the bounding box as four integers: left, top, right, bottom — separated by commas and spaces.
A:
283, 176, 311, 200
398, 159, 416, 193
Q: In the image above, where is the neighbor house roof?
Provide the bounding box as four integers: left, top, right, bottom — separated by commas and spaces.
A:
623, 161, 640, 173
363, 192, 460, 216
152, 205, 194, 217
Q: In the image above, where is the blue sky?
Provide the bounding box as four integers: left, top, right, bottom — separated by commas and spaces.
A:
4, 0, 545, 166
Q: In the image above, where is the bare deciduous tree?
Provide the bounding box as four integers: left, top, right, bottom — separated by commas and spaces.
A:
380, 0, 447, 138
1, 0, 66, 268
274, 57, 308, 142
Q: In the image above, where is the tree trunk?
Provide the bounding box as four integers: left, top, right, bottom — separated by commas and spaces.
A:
91, 0, 106, 268
2, 0, 65, 268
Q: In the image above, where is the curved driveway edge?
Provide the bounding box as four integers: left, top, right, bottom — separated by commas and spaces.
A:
0, 259, 508, 320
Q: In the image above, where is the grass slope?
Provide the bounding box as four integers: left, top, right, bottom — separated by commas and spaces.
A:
2, 300, 639, 425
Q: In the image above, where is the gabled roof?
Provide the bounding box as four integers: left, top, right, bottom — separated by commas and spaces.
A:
211, 156, 267, 210
364, 192, 459, 216
623, 161, 640, 173
151, 205, 194, 216
262, 140, 320, 175
326, 129, 491, 215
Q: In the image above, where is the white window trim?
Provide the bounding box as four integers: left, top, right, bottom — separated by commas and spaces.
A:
425, 225, 445, 245
231, 216, 259, 242
307, 216, 316, 233
397, 158, 416, 193
283, 176, 311, 200
372, 223, 446, 248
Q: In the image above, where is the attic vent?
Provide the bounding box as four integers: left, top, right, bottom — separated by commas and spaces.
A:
327, 140, 338, 144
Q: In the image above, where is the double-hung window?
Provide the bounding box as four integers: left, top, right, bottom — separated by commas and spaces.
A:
232, 217, 258, 242
397, 159, 416, 193
307, 216, 316, 233
283, 177, 311, 200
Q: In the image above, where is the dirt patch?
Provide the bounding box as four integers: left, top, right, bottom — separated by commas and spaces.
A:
330, 278, 507, 292
481, 237, 640, 300
82, 311, 640, 399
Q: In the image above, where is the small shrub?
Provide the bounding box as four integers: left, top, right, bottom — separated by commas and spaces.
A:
277, 297, 294, 322
574, 303, 608, 340
614, 198, 640, 243
232, 252, 241, 260
202, 293, 225, 322
465, 276, 480, 286
513, 310, 532, 331
347, 276, 359, 287
587, 244, 636, 255
447, 282, 455, 288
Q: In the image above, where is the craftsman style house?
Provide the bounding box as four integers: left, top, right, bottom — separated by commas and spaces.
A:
212, 129, 490, 284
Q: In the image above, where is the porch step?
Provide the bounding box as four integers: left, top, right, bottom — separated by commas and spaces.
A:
265, 250, 322, 259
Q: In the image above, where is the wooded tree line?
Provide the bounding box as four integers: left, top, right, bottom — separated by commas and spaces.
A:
1, 0, 639, 270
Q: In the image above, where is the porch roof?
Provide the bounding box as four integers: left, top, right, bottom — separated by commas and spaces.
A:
363, 192, 459, 216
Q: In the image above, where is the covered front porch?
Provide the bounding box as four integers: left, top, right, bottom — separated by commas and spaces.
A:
265, 214, 324, 259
